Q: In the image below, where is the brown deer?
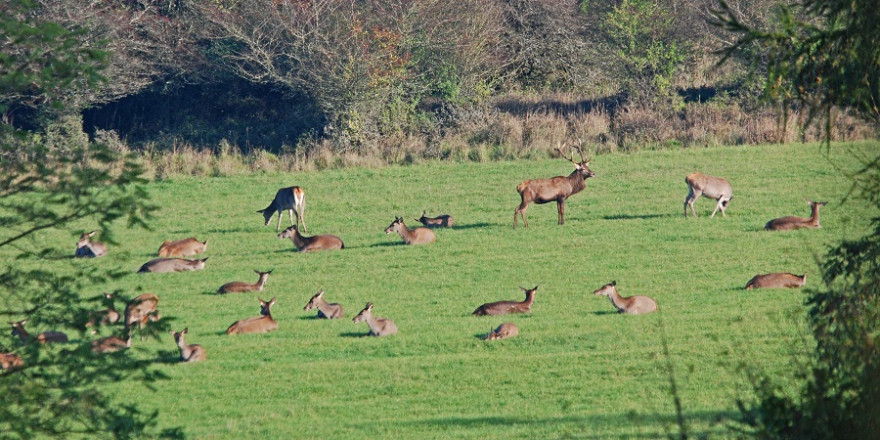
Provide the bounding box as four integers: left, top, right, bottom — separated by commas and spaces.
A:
473, 286, 538, 316
514, 144, 595, 228
258, 186, 307, 232
169, 328, 206, 363
137, 257, 208, 273
277, 225, 344, 252
745, 273, 807, 290
86, 293, 121, 334
226, 297, 278, 335
384, 217, 435, 245
0, 352, 24, 370
684, 172, 733, 218
10, 320, 68, 343
217, 270, 272, 294
352, 302, 397, 337
414, 211, 454, 228
90, 333, 132, 354
124, 293, 160, 329
303, 290, 344, 319
592, 281, 657, 315
75, 230, 107, 258
765, 200, 828, 230
158, 237, 208, 257
483, 322, 519, 340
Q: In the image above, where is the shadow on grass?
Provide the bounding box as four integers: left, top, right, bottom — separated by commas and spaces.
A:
367, 241, 406, 248
339, 331, 369, 338
451, 222, 493, 230
592, 310, 619, 316
152, 349, 183, 365
602, 213, 674, 221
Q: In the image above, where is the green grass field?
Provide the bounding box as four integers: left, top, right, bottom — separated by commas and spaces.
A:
17, 142, 879, 439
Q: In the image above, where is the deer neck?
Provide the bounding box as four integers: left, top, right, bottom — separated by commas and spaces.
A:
13, 326, 29, 342
397, 224, 416, 241
292, 230, 309, 248
807, 204, 821, 226
567, 171, 587, 194
256, 275, 269, 290
521, 290, 536, 308
606, 288, 628, 312
363, 313, 382, 334
316, 298, 335, 316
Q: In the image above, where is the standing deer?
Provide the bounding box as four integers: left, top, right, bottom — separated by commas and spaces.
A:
764, 200, 828, 230
277, 225, 344, 252
483, 322, 519, 340
169, 328, 206, 362
472, 286, 538, 316
86, 293, 121, 334
414, 211, 454, 228
259, 186, 307, 232
226, 298, 278, 335
384, 217, 435, 245
217, 270, 272, 294
684, 172, 733, 218
592, 281, 657, 315
0, 351, 23, 370
303, 290, 344, 319
137, 257, 208, 273
745, 273, 806, 290
124, 293, 160, 329
352, 302, 397, 337
10, 320, 68, 343
514, 144, 595, 228
158, 237, 208, 257
75, 230, 107, 258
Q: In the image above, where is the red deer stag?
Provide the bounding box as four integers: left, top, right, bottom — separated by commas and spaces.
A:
592, 281, 657, 315
353, 302, 397, 337
170, 328, 206, 362
138, 257, 208, 273
75, 230, 107, 258
258, 186, 307, 232
384, 217, 435, 245
473, 286, 538, 316
226, 298, 278, 335
10, 320, 68, 343
303, 290, 344, 319
158, 237, 208, 257
745, 273, 806, 290
483, 322, 519, 340
217, 270, 272, 294
0, 351, 23, 370
278, 225, 344, 252
765, 200, 827, 230
124, 293, 160, 329
684, 172, 733, 218
514, 144, 595, 228
414, 211, 454, 228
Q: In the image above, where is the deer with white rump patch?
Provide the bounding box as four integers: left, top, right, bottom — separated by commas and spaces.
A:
353, 302, 397, 337
684, 172, 733, 218
384, 217, 435, 245
170, 328, 206, 362
592, 281, 657, 315
473, 286, 538, 316
217, 270, 272, 294
75, 230, 107, 258
226, 298, 278, 335
303, 290, 344, 319
514, 144, 595, 228
764, 200, 827, 230
745, 273, 806, 290
258, 186, 307, 232
483, 322, 519, 340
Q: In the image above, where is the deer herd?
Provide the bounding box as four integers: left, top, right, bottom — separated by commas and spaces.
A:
0, 142, 827, 369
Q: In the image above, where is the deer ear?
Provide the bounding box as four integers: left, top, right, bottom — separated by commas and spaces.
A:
611, 280, 617, 286
88, 230, 97, 237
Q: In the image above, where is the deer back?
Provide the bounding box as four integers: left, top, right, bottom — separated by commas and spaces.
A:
473, 287, 537, 316
353, 303, 397, 336
385, 217, 435, 244
158, 237, 208, 257
170, 328, 206, 362
138, 257, 208, 273
226, 298, 277, 335
685, 172, 733, 200
593, 281, 657, 315
745, 273, 807, 290
416, 212, 454, 228
304, 290, 344, 319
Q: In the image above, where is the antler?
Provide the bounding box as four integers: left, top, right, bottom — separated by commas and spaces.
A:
555, 142, 575, 163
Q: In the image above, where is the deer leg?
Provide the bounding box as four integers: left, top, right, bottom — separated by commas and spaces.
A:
514, 203, 529, 229
557, 199, 565, 225
710, 198, 724, 218
298, 200, 307, 233
288, 208, 295, 227
685, 191, 701, 218
276, 212, 283, 231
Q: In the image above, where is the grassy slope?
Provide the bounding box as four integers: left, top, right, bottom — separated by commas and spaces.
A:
26, 142, 877, 439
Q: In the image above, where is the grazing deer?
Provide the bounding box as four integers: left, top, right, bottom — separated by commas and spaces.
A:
0, 352, 24, 370
137, 257, 208, 273
303, 289, 344, 319
86, 293, 121, 334
124, 293, 160, 329
473, 286, 538, 316
277, 225, 344, 252
226, 298, 278, 335
158, 237, 208, 257
384, 217, 435, 245
684, 172, 733, 218
170, 328, 206, 363
483, 322, 519, 340
745, 273, 807, 290
414, 211, 454, 228
75, 230, 107, 258
352, 302, 397, 337
514, 144, 595, 228
764, 200, 828, 230
10, 320, 68, 343
90, 333, 132, 354
217, 270, 272, 294
592, 281, 657, 315
259, 186, 307, 232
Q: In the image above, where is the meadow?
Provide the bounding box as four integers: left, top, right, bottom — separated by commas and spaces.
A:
23, 141, 878, 439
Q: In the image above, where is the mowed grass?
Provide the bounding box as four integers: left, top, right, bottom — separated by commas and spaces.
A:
14, 141, 878, 439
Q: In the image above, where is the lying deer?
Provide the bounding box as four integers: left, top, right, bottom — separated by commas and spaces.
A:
258, 186, 307, 232
91, 333, 132, 354
592, 281, 657, 315
414, 211, 454, 228
684, 172, 733, 218
138, 257, 208, 273
277, 225, 344, 252
170, 328, 206, 362
473, 286, 538, 316
10, 320, 68, 343
764, 200, 828, 230
483, 322, 519, 340
75, 230, 107, 258
226, 298, 278, 335
384, 217, 435, 245
124, 293, 160, 329
353, 302, 397, 337
86, 293, 121, 334
0, 351, 24, 370
158, 237, 208, 257
303, 290, 344, 319
217, 270, 272, 294
745, 273, 806, 290
514, 144, 595, 228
